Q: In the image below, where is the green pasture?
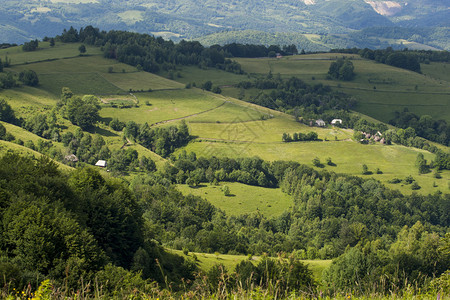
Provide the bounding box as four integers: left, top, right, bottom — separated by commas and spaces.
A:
2, 121, 52, 145
233, 55, 450, 122
164, 65, 247, 87
178, 139, 448, 195
0, 42, 102, 65
187, 101, 267, 123
188, 117, 352, 143
421, 62, 450, 83
0, 140, 73, 172
170, 249, 332, 280
347, 89, 450, 122
8, 54, 184, 96
0, 86, 58, 112
102, 71, 184, 91
38, 73, 122, 95
176, 182, 293, 217
100, 89, 225, 125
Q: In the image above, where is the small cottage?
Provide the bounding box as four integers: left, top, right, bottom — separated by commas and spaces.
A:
315, 119, 326, 127
331, 119, 342, 125
95, 160, 107, 168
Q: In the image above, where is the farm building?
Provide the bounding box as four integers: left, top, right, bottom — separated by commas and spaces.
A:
331, 119, 342, 125
95, 160, 107, 168
315, 119, 326, 127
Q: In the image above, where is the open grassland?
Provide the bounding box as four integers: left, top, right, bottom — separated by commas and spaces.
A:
0, 86, 58, 112
99, 89, 225, 125
0, 42, 102, 65
0, 140, 73, 172
187, 101, 267, 123
102, 71, 184, 91
349, 89, 450, 122
188, 117, 352, 143
7, 47, 183, 96
421, 62, 450, 83
176, 182, 293, 217
177, 138, 448, 195
170, 249, 332, 281
162, 66, 248, 87
1, 48, 448, 196
231, 55, 450, 122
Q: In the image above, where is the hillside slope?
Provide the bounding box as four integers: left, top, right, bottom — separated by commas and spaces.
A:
0, 0, 448, 50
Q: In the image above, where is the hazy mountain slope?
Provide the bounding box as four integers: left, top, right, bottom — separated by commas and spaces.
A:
0, 0, 448, 49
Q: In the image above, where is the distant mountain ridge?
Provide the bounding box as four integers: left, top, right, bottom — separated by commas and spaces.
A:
0, 0, 448, 49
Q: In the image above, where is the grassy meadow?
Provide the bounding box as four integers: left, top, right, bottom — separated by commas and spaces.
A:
228, 55, 450, 122
1, 42, 449, 197
170, 249, 332, 281
176, 182, 293, 217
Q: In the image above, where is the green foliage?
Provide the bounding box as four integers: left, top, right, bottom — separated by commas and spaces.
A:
18, 70, 39, 86
0, 72, 17, 89
283, 131, 318, 142
222, 185, 230, 196
78, 44, 86, 54
389, 111, 449, 146
109, 118, 125, 131
237, 75, 355, 114
65, 95, 101, 130
22, 39, 39, 52
0, 123, 5, 140
0, 99, 16, 123
328, 59, 355, 81
202, 80, 212, 91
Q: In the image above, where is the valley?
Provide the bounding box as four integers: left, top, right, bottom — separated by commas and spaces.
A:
0, 38, 449, 299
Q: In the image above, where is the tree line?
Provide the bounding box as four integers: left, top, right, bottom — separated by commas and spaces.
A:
131, 153, 449, 260
389, 109, 450, 147
0, 150, 448, 297
282, 131, 318, 142
236, 74, 356, 117
56, 26, 243, 74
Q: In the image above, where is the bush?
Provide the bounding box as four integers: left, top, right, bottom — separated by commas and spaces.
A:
18, 70, 39, 86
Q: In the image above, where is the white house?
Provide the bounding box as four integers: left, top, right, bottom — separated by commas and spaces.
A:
331, 119, 343, 125
95, 160, 107, 168
315, 119, 326, 127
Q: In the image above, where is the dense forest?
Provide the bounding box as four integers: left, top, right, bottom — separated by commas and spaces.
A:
0, 152, 448, 298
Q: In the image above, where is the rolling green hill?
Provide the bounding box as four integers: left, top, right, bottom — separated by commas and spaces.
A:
1, 42, 449, 198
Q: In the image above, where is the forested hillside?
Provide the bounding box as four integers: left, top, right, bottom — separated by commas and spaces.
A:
0, 0, 448, 50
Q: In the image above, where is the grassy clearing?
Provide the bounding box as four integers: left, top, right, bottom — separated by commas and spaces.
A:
0, 140, 73, 172
233, 55, 450, 122
188, 117, 352, 143
163, 66, 247, 87
8, 54, 183, 96
100, 89, 225, 125
187, 101, 267, 123
178, 139, 448, 195
38, 73, 122, 95
102, 71, 184, 91
421, 62, 450, 83
349, 89, 450, 122
170, 249, 332, 280
176, 182, 293, 217
0, 42, 102, 65
0, 86, 58, 112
